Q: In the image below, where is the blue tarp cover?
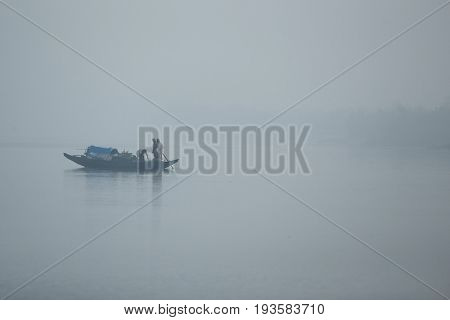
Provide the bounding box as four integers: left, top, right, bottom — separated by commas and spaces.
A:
86, 146, 118, 155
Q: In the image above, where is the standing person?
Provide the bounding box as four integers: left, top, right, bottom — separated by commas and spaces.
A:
152, 138, 159, 160
138, 149, 148, 172
156, 138, 164, 160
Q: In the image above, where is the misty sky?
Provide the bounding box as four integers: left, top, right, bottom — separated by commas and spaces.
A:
1, 0, 449, 145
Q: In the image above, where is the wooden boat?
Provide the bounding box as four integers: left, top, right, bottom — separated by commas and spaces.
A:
64, 152, 178, 172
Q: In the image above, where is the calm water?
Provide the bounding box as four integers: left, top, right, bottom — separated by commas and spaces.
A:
0, 145, 449, 299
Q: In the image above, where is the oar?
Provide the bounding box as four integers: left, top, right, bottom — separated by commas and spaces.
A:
162, 152, 174, 170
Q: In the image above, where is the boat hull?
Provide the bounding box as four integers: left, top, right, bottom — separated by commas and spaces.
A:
64, 153, 178, 172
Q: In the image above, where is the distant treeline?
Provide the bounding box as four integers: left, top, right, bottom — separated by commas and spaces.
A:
307, 102, 450, 148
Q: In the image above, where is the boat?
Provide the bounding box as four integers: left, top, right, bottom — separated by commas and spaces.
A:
64, 146, 178, 172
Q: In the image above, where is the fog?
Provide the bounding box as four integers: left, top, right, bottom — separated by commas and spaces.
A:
1, 0, 450, 300
1, 0, 449, 146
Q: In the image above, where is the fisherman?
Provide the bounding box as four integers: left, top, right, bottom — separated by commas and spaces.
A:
138, 148, 149, 172
156, 138, 164, 160
152, 138, 158, 159
138, 149, 149, 161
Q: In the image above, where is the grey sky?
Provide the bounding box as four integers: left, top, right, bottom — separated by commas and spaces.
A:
1, 0, 449, 145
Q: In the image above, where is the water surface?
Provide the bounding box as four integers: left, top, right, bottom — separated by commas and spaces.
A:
0, 145, 449, 299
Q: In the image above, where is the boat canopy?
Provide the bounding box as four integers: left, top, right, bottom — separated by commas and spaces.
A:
86, 146, 119, 157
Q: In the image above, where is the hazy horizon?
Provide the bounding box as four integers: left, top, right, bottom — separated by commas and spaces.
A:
1, 0, 450, 301
1, 0, 450, 146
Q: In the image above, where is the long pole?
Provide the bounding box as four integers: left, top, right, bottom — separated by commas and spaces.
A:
162, 152, 174, 170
